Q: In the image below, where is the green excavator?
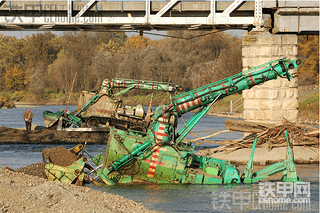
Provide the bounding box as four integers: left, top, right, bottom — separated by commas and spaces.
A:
43, 79, 180, 132
43, 58, 306, 186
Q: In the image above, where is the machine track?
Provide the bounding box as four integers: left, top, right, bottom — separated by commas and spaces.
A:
84, 115, 148, 133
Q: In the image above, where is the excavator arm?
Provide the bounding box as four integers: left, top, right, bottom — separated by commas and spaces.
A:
44, 78, 180, 129
150, 58, 305, 145
95, 58, 305, 185
43, 58, 306, 186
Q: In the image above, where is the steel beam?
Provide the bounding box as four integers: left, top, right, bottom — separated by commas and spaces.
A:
222, 0, 244, 16
273, 7, 320, 34
0, 0, 317, 34
68, 0, 72, 23
254, 0, 263, 26
208, 0, 216, 24
155, 0, 179, 18
76, 0, 97, 18
146, 0, 150, 23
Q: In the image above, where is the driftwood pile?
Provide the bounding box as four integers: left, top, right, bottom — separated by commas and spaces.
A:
226, 119, 319, 153
185, 118, 319, 154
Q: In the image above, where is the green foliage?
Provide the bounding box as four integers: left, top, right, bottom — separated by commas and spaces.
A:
44, 92, 65, 102
11, 90, 26, 101
299, 91, 319, 121
47, 87, 58, 94
0, 93, 11, 107
100, 40, 124, 55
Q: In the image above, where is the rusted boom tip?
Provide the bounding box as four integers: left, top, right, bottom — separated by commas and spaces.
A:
295, 57, 306, 66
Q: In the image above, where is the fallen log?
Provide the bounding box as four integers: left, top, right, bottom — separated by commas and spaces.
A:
224, 119, 273, 133
305, 129, 320, 137
188, 130, 232, 142
184, 139, 232, 146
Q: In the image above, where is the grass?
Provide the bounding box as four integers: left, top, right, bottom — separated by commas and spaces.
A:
299, 91, 319, 122
208, 93, 243, 114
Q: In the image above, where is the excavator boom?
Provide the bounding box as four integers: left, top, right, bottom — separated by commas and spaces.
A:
42, 57, 306, 186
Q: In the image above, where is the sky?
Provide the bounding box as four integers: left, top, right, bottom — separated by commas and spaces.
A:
0, 29, 246, 40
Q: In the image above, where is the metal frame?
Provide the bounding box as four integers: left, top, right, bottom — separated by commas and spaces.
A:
254, 0, 263, 26
3, 0, 318, 34
76, 0, 97, 18
69, 0, 257, 26
0, 0, 260, 31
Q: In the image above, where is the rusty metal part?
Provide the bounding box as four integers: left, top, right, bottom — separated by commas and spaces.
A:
86, 175, 101, 186
5, 166, 14, 171
69, 144, 83, 155
79, 142, 87, 158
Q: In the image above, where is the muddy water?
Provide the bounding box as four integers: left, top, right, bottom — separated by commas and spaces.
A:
92, 164, 319, 213
3, 143, 318, 212
0, 105, 78, 129
0, 106, 319, 212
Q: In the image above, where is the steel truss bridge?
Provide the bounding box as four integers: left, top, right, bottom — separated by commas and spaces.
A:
0, 0, 318, 34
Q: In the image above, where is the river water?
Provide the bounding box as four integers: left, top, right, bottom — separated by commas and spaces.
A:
0, 105, 319, 212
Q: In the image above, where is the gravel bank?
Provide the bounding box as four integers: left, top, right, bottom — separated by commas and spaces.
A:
0, 167, 156, 213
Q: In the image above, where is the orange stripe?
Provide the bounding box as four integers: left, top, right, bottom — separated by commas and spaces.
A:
158, 126, 165, 131
249, 75, 255, 85
222, 83, 228, 95
155, 132, 168, 137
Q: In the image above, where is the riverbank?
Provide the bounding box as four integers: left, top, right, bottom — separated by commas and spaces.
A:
0, 125, 109, 144
0, 167, 155, 213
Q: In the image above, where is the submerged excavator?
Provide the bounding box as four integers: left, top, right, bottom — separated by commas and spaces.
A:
43, 78, 180, 132
42, 58, 306, 186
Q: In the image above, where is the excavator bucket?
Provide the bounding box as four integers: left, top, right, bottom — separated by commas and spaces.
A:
44, 158, 86, 186
42, 145, 87, 186
43, 111, 60, 128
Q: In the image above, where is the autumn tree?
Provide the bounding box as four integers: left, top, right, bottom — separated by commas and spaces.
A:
4, 66, 27, 90
0, 30, 244, 102
24, 32, 61, 68
48, 50, 81, 94
0, 35, 27, 90
125, 35, 151, 50
298, 35, 319, 85
28, 62, 48, 99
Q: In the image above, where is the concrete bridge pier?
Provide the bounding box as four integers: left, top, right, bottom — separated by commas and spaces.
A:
242, 31, 299, 124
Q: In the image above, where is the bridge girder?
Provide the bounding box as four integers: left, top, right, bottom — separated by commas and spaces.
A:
0, 0, 318, 34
